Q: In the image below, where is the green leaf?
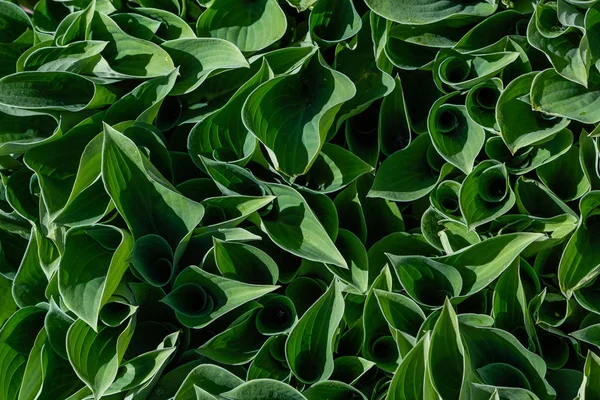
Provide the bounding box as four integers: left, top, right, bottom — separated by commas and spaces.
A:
242, 51, 356, 177
163, 265, 277, 329
174, 364, 243, 400
58, 225, 133, 330
578, 351, 600, 400
537, 145, 590, 201
0, 71, 115, 112
189, 59, 273, 167
433, 49, 520, 92
0, 305, 47, 400
303, 380, 367, 400
485, 128, 573, 176
132, 234, 174, 287
558, 191, 600, 297
459, 160, 516, 229
102, 123, 204, 248
162, 38, 248, 95
364, 0, 497, 24
387, 255, 463, 308
223, 379, 307, 400
196, 0, 287, 52
438, 233, 543, 297
104, 69, 178, 125
497, 71, 570, 154
259, 183, 347, 268
527, 11, 589, 87
369, 133, 452, 202
429, 299, 464, 399
286, 279, 344, 384
388, 333, 434, 400
89, 12, 176, 78
427, 93, 485, 174
531, 68, 600, 124
197, 309, 266, 364
256, 294, 297, 335
309, 0, 362, 45
66, 317, 134, 399
303, 144, 374, 194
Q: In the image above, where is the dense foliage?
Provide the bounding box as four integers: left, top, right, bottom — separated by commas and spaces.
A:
1, 0, 600, 398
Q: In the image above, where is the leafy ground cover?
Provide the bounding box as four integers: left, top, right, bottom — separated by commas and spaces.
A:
0, 0, 600, 399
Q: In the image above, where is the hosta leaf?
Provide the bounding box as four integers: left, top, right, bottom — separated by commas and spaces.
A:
242, 51, 356, 177
527, 11, 589, 87
247, 336, 291, 381
388, 333, 434, 400
18, 329, 82, 400
161, 38, 249, 95
497, 71, 570, 154
11, 229, 48, 307
104, 69, 178, 125
197, 309, 266, 365
111, 13, 162, 41
428, 93, 485, 174
309, 0, 362, 45
578, 351, 600, 400
0, 1, 33, 44
333, 15, 394, 133
174, 364, 243, 400
256, 294, 297, 335
438, 233, 543, 297
303, 144, 374, 194
135, 8, 196, 41
223, 379, 306, 400
537, 145, 590, 201
0, 305, 47, 400
378, 75, 411, 156
429, 299, 465, 399
364, 0, 497, 25
531, 68, 600, 124
454, 10, 527, 53
132, 234, 174, 287
89, 12, 176, 78
66, 318, 134, 399
213, 240, 278, 285
189, 59, 272, 167
433, 49, 520, 92
460, 323, 556, 399
105, 336, 177, 396
22, 40, 108, 72
199, 195, 274, 230
0, 71, 115, 112
515, 177, 576, 218
459, 160, 516, 229
387, 255, 463, 308
303, 380, 367, 400
369, 133, 452, 202
58, 225, 133, 330
258, 183, 347, 268
485, 128, 573, 175
163, 265, 277, 329
102, 123, 204, 248
558, 191, 600, 297
286, 279, 344, 384
0, 106, 58, 156
465, 78, 503, 132
196, 0, 287, 52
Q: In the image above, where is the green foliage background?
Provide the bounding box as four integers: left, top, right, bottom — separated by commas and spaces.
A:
0, 0, 600, 398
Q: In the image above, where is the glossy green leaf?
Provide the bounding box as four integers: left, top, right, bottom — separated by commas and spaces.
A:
242, 52, 356, 177
196, 0, 287, 52
286, 279, 344, 384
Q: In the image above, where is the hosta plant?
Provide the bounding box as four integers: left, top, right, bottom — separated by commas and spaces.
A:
1, 0, 600, 399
